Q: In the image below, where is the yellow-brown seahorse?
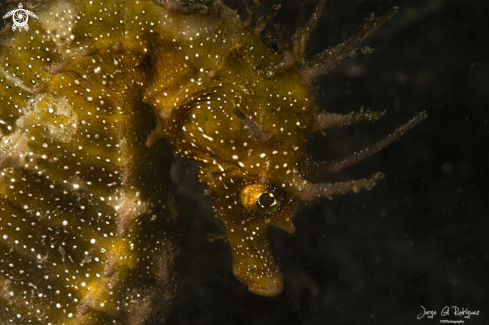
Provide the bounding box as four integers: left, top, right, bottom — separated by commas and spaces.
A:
0, 0, 425, 323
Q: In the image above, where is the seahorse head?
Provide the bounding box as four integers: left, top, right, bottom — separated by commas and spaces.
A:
154, 43, 321, 295
144, 0, 423, 296
179, 64, 315, 296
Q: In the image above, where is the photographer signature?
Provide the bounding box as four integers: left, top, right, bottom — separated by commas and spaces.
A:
417, 306, 480, 320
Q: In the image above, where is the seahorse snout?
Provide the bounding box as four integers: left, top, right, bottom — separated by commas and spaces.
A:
222, 217, 285, 297
233, 261, 284, 297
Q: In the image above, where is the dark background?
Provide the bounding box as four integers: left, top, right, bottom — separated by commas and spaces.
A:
165, 0, 488, 324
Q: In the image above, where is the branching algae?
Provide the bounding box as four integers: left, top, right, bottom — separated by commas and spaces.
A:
0, 0, 426, 323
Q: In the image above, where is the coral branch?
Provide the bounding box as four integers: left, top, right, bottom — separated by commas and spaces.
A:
243, 0, 261, 28
303, 6, 399, 82
313, 109, 385, 133
254, 4, 281, 35
302, 111, 427, 182
347, 45, 375, 58
274, 24, 296, 68
293, 0, 327, 65
295, 172, 385, 201
294, 0, 308, 40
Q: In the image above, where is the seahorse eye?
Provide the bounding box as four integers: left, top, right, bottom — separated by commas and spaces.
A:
239, 183, 284, 217
258, 192, 275, 208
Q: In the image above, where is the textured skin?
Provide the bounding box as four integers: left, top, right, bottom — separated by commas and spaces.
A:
0, 0, 424, 321
0, 1, 182, 324
143, 0, 413, 297
144, 2, 315, 296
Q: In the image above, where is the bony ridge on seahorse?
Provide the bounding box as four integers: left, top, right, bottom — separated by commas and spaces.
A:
145, 0, 426, 296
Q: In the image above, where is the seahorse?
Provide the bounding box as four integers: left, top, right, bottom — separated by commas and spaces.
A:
0, 0, 425, 323
143, 0, 426, 297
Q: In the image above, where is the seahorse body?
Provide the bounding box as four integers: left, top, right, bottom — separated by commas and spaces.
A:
0, 1, 182, 324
